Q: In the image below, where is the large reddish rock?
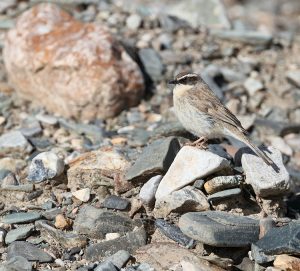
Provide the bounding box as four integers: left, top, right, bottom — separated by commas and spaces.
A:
3, 3, 144, 120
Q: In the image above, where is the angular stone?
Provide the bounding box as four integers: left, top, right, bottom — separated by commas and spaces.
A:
5, 225, 35, 244
207, 188, 242, 202
2, 212, 41, 224
0, 256, 32, 271
244, 78, 264, 96
139, 175, 162, 207
154, 186, 209, 217
7, 241, 53, 263
3, 3, 144, 121
125, 137, 180, 183
73, 205, 141, 239
179, 211, 259, 247
252, 221, 300, 264
274, 254, 300, 271
102, 195, 130, 210
36, 220, 87, 249
286, 70, 300, 88
67, 147, 130, 191
27, 151, 64, 183
204, 175, 243, 194
85, 227, 146, 261
241, 146, 291, 197
155, 219, 194, 248
0, 131, 32, 157
155, 146, 230, 200
105, 250, 131, 269
72, 188, 90, 202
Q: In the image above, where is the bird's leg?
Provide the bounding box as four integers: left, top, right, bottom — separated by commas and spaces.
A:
186, 137, 208, 149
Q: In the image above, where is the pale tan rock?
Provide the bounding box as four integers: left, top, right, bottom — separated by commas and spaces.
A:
72, 188, 91, 203
274, 254, 300, 271
3, 3, 144, 120
55, 214, 72, 230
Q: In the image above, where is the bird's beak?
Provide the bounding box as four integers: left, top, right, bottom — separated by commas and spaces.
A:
168, 79, 177, 85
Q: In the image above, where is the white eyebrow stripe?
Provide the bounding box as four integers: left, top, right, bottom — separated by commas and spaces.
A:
177, 74, 198, 81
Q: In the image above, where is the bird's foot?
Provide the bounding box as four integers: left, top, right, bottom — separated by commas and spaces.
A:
186, 137, 208, 150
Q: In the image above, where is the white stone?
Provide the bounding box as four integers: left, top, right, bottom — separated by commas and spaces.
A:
268, 136, 293, 156
0, 131, 32, 155
72, 188, 90, 202
241, 146, 291, 197
139, 175, 162, 206
105, 232, 121, 241
244, 77, 264, 96
155, 146, 230, 200
126, 14, 142, 30
154, 186, 209, 218
35, 114, 58, 125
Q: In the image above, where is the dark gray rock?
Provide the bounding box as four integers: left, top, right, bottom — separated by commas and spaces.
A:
85, 227, 146, 261
102, 195, 130, 210
94, 261, 118, 271
207, 188, 242, 202
125, 137, 180, 183
0, 256, 32, 271
5, 225, 35, 244
138, 48, 164, 81
0, 169, 11, 181
105, 250, 131, 269
73, 205, 141, 239
155, 219, 195, 248
1, 212, 41, 224
207, 144, 232, 161
193, 179, 205, 190
252, 220, 300, 264
152, 122, 189, 138
179, 211, 259, 247
7, 241, 53, 263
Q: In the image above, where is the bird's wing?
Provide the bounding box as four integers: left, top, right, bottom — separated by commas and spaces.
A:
188, 83, 248, 135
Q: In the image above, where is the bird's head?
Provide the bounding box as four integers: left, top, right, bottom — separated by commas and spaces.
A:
168, 72, 201, 86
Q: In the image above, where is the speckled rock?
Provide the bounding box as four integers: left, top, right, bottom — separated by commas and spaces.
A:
3, 3, 144, 120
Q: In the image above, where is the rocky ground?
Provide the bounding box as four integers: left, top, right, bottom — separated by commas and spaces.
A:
0, 0, 300, 270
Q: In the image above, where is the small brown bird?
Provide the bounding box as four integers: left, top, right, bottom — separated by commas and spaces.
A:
169, 71, 274, 166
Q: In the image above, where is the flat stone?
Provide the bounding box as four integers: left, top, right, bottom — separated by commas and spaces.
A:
274, 254, 300, 271
241, 146, 291, 197
72, 188, 90, 202
155, 146, 230, 200
286, 70, 300, 88
102, 195, 130, 210
0, 256, 32, 271
0, 131, 32, 157
85, 227, 146, 261
36, 220, 87, 249
138, 48, 164, 81
105, 250, 131, 269
154, 186, 209, 217
125, 137, 180, 183
7, 241, 53, 263
5, 225, 35, 244
2, 212, 41, 224
251, 221, 300, 264
67, 147, 130, 191
207, 188, 242, 202
204, 175, 243, 194
179, 211, 259, 247
139, 175, 162, 207
73, 205, 141, 239
35, 114, 58, 125
155, 219, 194, 248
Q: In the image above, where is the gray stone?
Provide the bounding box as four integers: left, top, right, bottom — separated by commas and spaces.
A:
252, 221, 300, 264
35, 114, 58, 125
5, 225, 35, 244
1, 172, 18, 187
7, 241, 53, 263
204, 175, 242, 194
0, 256, 32, 271
211, 30, 273, 46
2, 212, 41, 224
152, 122, 188, 138
27, 151, 65, 183
155, 219, 194, 248
137, 263, 155, 271
102, 195, 130, 210
179, 211, 259, 247
193, 179, 205, 190
0, 131, 32, 156
286, 70, 300, 88
94, 261, 118, 271
125, 137, 180, 183
139, 175, 162, 206
244, 78, 264, 96
35, 220, 87, 249
155, 146, 230, 200
73, 205, 141, 239
105, 250, 131, 269
207, 144, 232, 161
154, 186, 209, 217
138, 48, 164, 81
168, 0, 230, 29
126, 14, 142, 30
20, 119, 42, 138
0, 169, 12, 181
241, 146, 291, 197
207, 188, 242, 202
85, 227, 146, 261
